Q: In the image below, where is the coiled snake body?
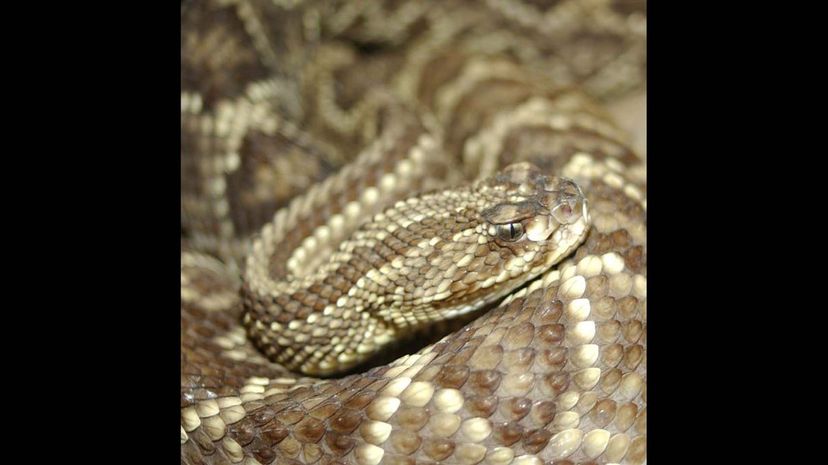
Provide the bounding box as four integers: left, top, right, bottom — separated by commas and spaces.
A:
181, 1, 646, 464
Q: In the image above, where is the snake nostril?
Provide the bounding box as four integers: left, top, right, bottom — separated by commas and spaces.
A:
551, 200, 582, 224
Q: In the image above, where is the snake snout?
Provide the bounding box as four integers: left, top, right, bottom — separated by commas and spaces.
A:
544, 177, 588, 226
483, 165, 590, 244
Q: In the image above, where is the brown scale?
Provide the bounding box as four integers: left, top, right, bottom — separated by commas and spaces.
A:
615, 402, 638, 432
635, 408, 647, 434
389, 429, 421, 455
601, 343, 624, 367
587, 276, 610, 302
543, 371, 571, 397
622, 320, 644, 344
187, 429, 216, 455
504, 347, 536, 373
624, 344, 644, 370
538, 346, 568, 373
396, 407, 430, 431
324, 430, 355, 457
422, 437, 455, 461
501, 397, 533, 421
628, 436, 647, 464
617, 295, 640, 320
600, 368, 623, 395
493, 421, 524, 446
278, 436, 302, 457
294, 417, 326, 443
531, 399, 558, 426
468, 395, 500, 419
524, 428, 553, 454
596, 320, 621, 345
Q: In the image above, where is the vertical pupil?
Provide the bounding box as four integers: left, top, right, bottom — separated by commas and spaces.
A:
498, 223, 521, 241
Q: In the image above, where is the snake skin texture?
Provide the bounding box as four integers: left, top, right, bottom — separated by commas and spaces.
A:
181, 1, 646, 464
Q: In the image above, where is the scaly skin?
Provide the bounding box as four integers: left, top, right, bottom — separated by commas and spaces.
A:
242, 162, 590, 376
181, 1, 646, 464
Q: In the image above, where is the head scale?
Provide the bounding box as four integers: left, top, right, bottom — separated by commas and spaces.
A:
480, 162, 589, 248
390, 161, 591, 317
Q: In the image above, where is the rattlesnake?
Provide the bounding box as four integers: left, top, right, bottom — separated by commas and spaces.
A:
181, 1, 646, 464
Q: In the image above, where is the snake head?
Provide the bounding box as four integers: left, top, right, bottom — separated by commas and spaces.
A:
467, 162, 590, 294
482, 162, 589, 243
374, 161, 591, 322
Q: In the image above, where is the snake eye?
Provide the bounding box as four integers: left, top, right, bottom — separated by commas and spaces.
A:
495, 222, 524, 242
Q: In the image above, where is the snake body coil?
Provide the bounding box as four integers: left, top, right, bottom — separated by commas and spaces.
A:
182, 1, 646, 464
243, 161, 590, 376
